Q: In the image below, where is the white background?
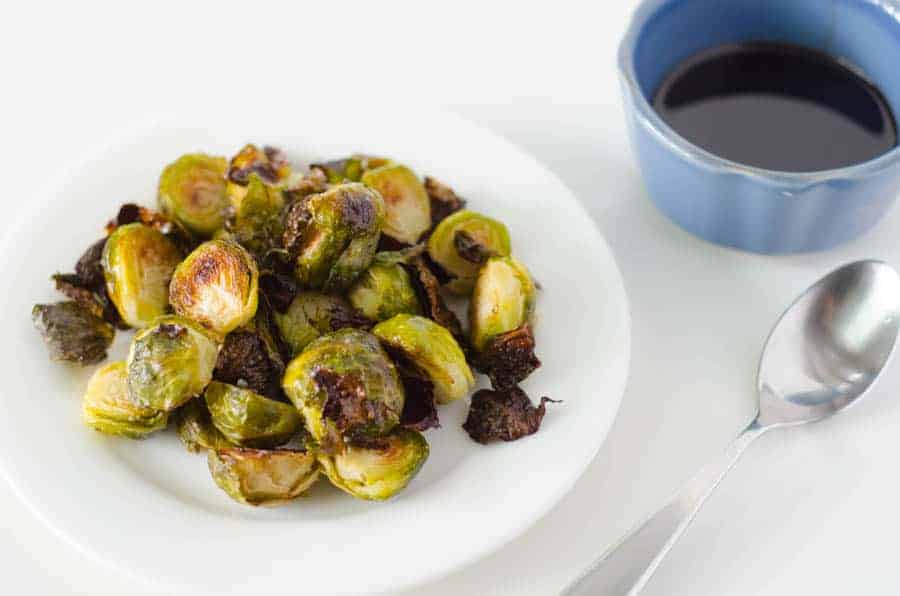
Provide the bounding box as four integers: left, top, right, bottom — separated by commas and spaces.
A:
3, 0, 900, 594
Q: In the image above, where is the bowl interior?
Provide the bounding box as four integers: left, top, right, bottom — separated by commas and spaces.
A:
630, 0, 900, 117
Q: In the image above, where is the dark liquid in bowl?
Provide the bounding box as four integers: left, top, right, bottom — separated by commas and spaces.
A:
652, 42, 897, 172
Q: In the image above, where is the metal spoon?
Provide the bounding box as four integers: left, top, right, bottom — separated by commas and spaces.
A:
565, 260, 900, 596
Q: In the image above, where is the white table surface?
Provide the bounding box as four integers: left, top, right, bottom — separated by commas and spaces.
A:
4, 1, 900, 594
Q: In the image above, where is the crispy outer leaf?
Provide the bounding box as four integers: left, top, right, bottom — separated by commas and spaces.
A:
213, 329, 284, 401
477, 324, 541, 390
423, 176, 466, 229
462, 386, 557, 444
32, 302, 114, 365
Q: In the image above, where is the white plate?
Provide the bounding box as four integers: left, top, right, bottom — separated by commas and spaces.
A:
0, 105, 630, 595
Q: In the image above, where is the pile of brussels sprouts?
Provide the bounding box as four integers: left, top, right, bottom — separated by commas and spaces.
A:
32, 145, 554, 506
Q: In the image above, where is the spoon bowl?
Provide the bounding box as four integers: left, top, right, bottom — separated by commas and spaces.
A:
757, 260, 900, 427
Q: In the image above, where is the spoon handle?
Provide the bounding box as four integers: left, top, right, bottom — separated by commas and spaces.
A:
563, 421, 767, 596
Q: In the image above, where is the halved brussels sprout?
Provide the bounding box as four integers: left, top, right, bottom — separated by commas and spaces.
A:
318, 428, 429, 500
426, 210, 511, 294
347, 252, 422, 322
82, 361, 168, 438
204, 381, 301, 448
469, 256, 536, 352
126, 315, 220, 412
282, 329, 404, 451
226, 144, 291, 205
226, 174, 285, 256
169, 240, 259, 335
361, 163, 431, 245
158, 153, 230, 237
273, 291, 370, 357
32, 302, 114, 364
102, 223, 183, 328
372, 314, 474, 404
208, 447, 319, 506
175, 399, 233, 452
282, 183, 385, 291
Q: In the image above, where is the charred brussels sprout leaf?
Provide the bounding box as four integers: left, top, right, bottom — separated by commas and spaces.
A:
208, 447, 319, 506
403, 255, 465, 343
204, 381, 301, 448
75, 238, 108, 288
82, 361, 168, 438
347, 252, 422, 322
213, 328, 284, 400
462, 386, 557, 444
424, 176, 466, 228
361, 163, 431, 245
478, 324, 541, 390
392, 349, 440, 432
158, 153, 230, 237
102, 223, 183, 328
175, 399, 233, 452
426, 210, 511, 295
282, 183, 385, 291
373, 314, 474, 404
57, 236, 124, 329
282, 329, 404, 451
273, 291, 371, 357
126, 316, 220, 412
225, 175, 285, 256
469, 256, 536, 352
32, 302, 114, 365
169, 240, 259, 335
318, 428, 429, 500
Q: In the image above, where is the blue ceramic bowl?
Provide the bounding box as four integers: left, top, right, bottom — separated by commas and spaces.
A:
619, 0, 900, 253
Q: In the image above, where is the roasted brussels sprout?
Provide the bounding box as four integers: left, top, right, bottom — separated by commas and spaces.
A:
204, 381, 301, 448
282, 329, 404, 451
426, 210, 511, 294
225, 175, 285, 256
32, 302, 114, 364
373, 314, 474, 404
469, 256, 536, 352
106, 203, 196, 254
282, 183, 385, 291
82, 361, 168, 438
272, 291, 370, 357
102, 223, 183, 328
126, 316, 220, 412
462, 386, 556, 444
226, 144, 291, 205
175, 399, 233, 452
158, 153, 230, 237
169, 240, 259, 335
208, 447, 319, 506
318, 428, 429, 500
347, 252, 423, 322
361, 163, 431, 245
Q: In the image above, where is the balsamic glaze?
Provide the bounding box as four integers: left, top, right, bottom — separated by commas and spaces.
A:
652, 42, 897, 172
